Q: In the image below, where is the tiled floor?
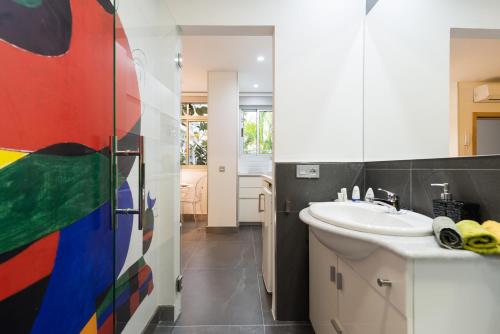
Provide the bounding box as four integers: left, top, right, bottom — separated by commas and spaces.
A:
154, 221, 314, 334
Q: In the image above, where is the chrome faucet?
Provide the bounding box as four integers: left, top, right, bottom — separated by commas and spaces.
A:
368, 188, 401, 213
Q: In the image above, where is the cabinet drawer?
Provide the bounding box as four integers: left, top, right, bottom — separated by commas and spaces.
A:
239, 187, 263, 199
343, 248, 407, 315
239, 176, 263, 188
238, 198, 262, 222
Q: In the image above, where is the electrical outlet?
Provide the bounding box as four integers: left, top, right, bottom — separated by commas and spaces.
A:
296, 164, 320, 179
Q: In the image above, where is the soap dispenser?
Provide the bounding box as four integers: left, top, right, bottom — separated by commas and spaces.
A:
430, 183, 479, 222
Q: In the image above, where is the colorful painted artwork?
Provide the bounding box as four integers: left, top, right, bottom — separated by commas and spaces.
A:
0, 1, 155, 333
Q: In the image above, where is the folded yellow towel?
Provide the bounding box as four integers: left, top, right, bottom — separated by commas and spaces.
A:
482, 220, 500, 244
455, 220, 500, 255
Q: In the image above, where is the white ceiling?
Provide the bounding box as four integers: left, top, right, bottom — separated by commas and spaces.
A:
451, 37, 500, 82
181, 35, 273, 93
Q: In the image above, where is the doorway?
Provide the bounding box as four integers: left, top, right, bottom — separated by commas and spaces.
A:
163, 26, 312, 334
473, 113, 500, 155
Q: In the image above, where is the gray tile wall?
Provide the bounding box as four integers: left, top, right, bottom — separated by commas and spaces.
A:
365, 156, 500, 221
274, 156, 500, 321
274, 162, 364, 321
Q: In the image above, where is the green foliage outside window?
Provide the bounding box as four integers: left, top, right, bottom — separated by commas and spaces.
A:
242, 109, 272, 155
181, 103, 208, 166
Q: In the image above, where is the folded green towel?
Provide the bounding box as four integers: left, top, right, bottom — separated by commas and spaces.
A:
456, 220, 500, 255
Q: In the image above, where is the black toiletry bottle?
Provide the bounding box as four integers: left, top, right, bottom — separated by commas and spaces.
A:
431, 183, 480, 222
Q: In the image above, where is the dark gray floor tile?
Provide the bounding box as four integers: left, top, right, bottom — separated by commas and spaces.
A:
182, 225, 205, 242
253, 241, 263, 269
252, 226, 263, 244
181, 241, 199, 271
264, 325, 315, 334
155, 326, 265, 334
176, 267, 263, 326
252, 226, 263, 269
257, 274, 309, 326
258, 274, 274, 325
186, 241, 256, 270
201, 227, 253, 243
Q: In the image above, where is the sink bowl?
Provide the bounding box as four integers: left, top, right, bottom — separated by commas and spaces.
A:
309, 201, 433, 237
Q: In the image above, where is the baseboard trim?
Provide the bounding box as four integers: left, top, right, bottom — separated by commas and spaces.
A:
239, 221, 262, 226
141, 305, 175, 334
206, 226, 239, 233
182, 214, 207, 221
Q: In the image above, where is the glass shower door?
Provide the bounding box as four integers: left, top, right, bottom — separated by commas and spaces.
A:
0, 1, 180, 332
0, 1, 116, 333
112, 2, 181, 333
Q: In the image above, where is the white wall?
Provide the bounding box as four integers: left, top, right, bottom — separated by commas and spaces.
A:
166, 0, 365, 162
364, 0, 500, 161
208, 72, 239, 227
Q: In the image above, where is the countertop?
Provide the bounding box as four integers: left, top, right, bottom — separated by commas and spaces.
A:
300, 206, 500, 261
238, 173, 273, 183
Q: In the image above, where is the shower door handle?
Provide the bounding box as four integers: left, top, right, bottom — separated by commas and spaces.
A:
111, 135, 145, 230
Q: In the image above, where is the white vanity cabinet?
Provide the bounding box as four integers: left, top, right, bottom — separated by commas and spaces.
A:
309, 230, 339, 334
309, 229, 500, 334
310, 230, 407, 334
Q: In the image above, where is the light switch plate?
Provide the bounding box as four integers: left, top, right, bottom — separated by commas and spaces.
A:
296, 164, 320, 179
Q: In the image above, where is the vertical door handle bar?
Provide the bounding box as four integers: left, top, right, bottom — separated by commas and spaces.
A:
111, 135, 145, 230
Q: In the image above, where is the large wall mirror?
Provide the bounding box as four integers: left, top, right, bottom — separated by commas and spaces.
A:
364, 0, 500, 161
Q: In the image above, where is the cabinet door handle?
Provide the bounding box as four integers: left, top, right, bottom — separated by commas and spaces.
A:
377, 278, 392, 287
330, 266, 336, 282
331, 318, 344, 334
258, 193, 265, 212
336, 272, 343, 290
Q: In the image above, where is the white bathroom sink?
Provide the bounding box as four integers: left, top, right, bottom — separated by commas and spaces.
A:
309, 201, 433, 237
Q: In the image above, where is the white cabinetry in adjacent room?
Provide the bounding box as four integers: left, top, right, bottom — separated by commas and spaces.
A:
238, 176, 264, 223
261, 177, 273, 293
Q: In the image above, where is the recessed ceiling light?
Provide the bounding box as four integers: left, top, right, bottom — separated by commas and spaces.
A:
253, 84, 259, 89
257, 56, 265, 62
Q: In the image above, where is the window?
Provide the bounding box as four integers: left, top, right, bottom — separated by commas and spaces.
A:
241, 108, 273, 155
181, 103, 208, 166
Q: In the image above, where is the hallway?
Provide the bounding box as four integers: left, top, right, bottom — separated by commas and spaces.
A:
154, 222, 314, 333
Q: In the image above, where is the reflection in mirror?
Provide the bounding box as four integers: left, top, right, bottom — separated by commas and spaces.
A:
363, 0, 500, 161
451, 29, 500, 156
